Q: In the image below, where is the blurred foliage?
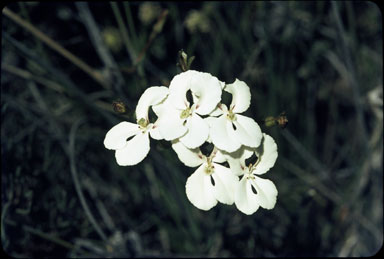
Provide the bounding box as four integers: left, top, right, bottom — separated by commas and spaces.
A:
1, 1, 383, 257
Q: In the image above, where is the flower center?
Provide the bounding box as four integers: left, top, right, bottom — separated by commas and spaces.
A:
204, 163, 214, 175
226, 110, 236, 121
137, 118, 149, 130
246, 164, 256, 179
180, 107, 192, 119
246, 174, 255, 180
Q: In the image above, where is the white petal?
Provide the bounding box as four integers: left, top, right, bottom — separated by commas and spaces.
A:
231, 114, 262, 148
253, 134, 278, 175
209, 104, 224, 117
224, 79, 251, 114
151, 96, 169, 118
104, 121, 140, 150
179, 113, 209, 149
157, 105, 187, 141
240, 146, 255, 161
135, 86, 169, 121
204, 116, 215, 144
208, 115, 241, 153
190, 72, 222, 115
219, 80, 226, 89
149, 123, 163, 140
220, 146, 254, 176
168, 70, 197, 110
212, 149, 226, 163
171, 140, 205, 167
185, 164, 218, 211
251, 176, 278, 209
234, 175, 260, 215
211, 163, 238, 205
115, 131, 150, 166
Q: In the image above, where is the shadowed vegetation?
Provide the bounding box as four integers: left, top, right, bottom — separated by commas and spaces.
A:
1, 1, 382, 257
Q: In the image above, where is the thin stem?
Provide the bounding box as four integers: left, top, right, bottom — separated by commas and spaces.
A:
2, 63, 65, 93
69, 119, 108, 242
75, 3, 123, 73
110, 9, 169, 75
281, 129, 328, 179
5, 219, 77, 251
209, 146, 218, 159
280, 157, 382, 242
251, 156, 261, 172
331, 2, 368, 144
2, 63, 115, 114
110, 2, 136, 62
75, 2, 127, 99
123, 2, 138, 50
18, 2, 46, 57
3, 7, 108, 89
135, 9, 169, 65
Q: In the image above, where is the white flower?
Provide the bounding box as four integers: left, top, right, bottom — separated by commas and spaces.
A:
172, 140, 238, 211
158, 70, 222, 149
232, 133, 278, 215
103, 68, 280, 216
216, 145, 254, 176
207, 79, 263, 153
104, 86, 168, 166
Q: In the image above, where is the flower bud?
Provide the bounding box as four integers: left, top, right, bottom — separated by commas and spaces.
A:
112, 100, 127, 114
264, 116, 276, 127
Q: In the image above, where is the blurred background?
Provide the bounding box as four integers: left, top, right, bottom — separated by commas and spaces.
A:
1, 1, 382, 257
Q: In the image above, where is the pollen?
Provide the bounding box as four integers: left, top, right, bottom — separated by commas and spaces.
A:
180, 107, 191, 119
246, 174, 255, 180
138, 118, 148, 128
226, 110, 236, 121
204, 165, 214, 175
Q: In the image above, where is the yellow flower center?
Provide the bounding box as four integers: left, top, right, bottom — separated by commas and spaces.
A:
138, 118, 148, 129
204, 164, 214, 175
226, 110, 236, 121
246, 174, 255, 180
180, 107, 191, 119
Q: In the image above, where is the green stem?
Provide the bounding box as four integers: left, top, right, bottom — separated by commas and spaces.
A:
3, 8, 108, 89
123, 2, 138, 50
5, 219, 76, 250
110, 2, 136, 62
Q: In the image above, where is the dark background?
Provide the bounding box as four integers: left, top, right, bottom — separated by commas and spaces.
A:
1, 1, 382, 257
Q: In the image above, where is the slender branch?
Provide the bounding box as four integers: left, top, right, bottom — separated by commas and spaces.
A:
281, 129, 328, 178
331, 2, 368, 144
2, 63, 65, 93
110, 2, 136, 62
3, 7, 109, 89
113, 9, 169, 75
280, 157, 382, 242
75, 2, 125, 89
5, 219, 77, 251
2, 63, 116, 115
123, 2, 138, 49
135, 9, 169, 65
68, 118, 108, 242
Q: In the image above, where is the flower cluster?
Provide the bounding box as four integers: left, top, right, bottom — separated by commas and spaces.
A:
104, 70, 278, 215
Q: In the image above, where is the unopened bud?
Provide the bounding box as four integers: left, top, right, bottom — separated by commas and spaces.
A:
177, 50, 195, 72
264, 116, 276, 127
180, 50, 188, 61
263, 112, 288, 128
112, 100, 127, 114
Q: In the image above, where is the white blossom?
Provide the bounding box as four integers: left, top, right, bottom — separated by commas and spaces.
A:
207, 79, 263, 153
172, 140, 238, 211
103, 69, 279, 216
157, 70, 222, 149
232, 134, 278, 215
103, 86, 168, 166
